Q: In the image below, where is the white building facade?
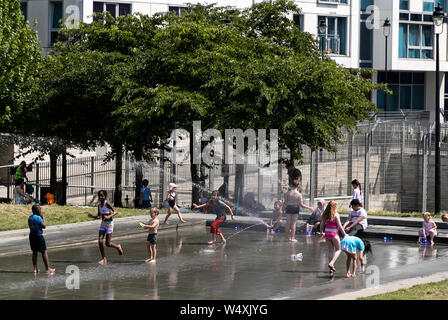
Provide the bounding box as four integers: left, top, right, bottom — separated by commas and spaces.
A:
19, 0, 448, 121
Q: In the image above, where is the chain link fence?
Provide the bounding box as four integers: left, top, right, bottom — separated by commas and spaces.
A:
1, 117, 448, 212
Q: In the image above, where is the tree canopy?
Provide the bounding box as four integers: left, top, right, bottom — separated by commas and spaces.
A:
0, 0, 42, 131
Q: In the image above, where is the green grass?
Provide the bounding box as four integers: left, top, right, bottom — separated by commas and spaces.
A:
0, 204, 187, 232
359, 279, 448, 300
338, 209, 429, 218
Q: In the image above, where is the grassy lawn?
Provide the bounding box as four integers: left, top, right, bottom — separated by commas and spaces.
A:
359, 279, 448, 300
0, 204, 187, 232
338, 209, 428, 218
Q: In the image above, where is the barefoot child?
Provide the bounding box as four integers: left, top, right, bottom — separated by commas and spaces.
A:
267, 200, 283, 234
163, 183, 186, 224
418, 212, 438, 246
193, 191, 235, 244
320, 200, 347, 274
340, 236, 371, 278
284, 182, 314, 242
139, 208, 160, 263
28, 205, 55, 274
88, 190, 123, 265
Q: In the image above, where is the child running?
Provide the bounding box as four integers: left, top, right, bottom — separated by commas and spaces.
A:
320, 200, 347, 274
139, 207, 160, 263
283, 181, 314, 242
418, 212, 438, 246
267, 200, 283, 234
163, 183, 186, 224
193, 191, 235, 244
88, 190, 123, 265
28, 205, 55, 274
340, 236, 371, 278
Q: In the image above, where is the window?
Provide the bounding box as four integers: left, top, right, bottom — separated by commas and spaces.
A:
318, 0, 348, 4
49, 1, 63, 46
169, 6, 187, 16
444, 74, 448, 120
399, 6, 434, 59
360, 0, 373, 11
359, 4, 373, 68
400, 0, 409, 10
318, 16, 347, 55
423, 1, 434, 12
377, 72, 425, 111
93, 2, 131, 20
20, 2, 27, 20
293, 14, 304, 31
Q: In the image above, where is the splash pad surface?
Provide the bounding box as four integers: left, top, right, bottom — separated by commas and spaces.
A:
0, 227, 446, 300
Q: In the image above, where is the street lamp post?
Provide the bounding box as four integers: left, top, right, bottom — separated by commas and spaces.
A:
319, 19, 327, 58
383, 18, 391, 113
433, 3, 444, 215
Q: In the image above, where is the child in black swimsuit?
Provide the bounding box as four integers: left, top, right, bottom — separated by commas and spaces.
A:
163, 183, 186, 224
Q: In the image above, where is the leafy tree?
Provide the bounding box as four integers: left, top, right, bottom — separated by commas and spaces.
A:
28, 1, 384, 207
0, 0, 41, 131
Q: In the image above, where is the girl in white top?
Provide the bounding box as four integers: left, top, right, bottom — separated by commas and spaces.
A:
351, 179, 363, 207
418, 212, 437, 246
88, 190, 123, 265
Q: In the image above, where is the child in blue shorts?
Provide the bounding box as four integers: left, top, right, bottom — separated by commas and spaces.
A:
28, 205, 55, 274
340, 236, 371, 278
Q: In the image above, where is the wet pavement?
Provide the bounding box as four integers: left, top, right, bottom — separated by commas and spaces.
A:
0, 225, 447, 300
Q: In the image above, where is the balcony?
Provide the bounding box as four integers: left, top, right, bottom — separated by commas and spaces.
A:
319, 35, 342, 55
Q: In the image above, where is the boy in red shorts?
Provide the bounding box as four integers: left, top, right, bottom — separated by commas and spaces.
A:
193, 191, 235, 244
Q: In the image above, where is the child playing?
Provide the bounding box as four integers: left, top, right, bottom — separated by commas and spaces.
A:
140, 179, 153, 209
284, 181, 314, 242
139, 207, 160, 263
340, 236, 371, 278
88, 190, 123, 265
193, 191, 235, 244
351, 179, 363, 206
418, 212, 438, 246
267, 200, 283, 234
163, 183, 186, 224
320, 200, 347, 274
28, 205, 55, 274
307, 199, 325, 234
343, 199, 368, 236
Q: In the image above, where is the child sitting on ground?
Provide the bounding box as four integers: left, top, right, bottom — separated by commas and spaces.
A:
340, 236, 371, 278
418, 212, 438, 246
267, 200, 283, 234
442, 214, 448, 223
307, 199, 325, 234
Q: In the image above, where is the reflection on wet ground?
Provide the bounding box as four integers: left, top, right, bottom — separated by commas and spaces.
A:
0, 227, 447, 300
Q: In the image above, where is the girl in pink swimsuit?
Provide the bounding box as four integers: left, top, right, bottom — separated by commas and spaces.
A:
320, 200, 347, 274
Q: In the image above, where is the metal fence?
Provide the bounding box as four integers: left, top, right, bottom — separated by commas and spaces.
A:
1, 117, 448, 212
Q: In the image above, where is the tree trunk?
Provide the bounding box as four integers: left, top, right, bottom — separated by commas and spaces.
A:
234, 163, 244, 203
114, 145, 123, 207
200, 163, 207, 195
61, 148, 67, 205
134, 147, 143, 208
190, 140, 200, 205
49, 150, 58, 194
